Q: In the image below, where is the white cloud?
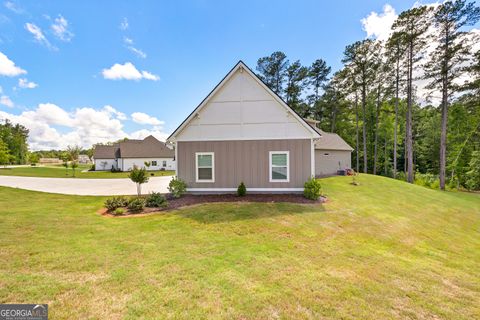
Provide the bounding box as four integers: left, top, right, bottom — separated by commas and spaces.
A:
119, 17, 129, 30
0, 104, 168, 150
25, 23, 57, 50
18, 78, 38, 89
51, 15, 74, 42
102, 62, 159, 81
131, 112, 163, 125
122, 37, 147, 58
123, 37, 133, 45
0, 95, 13, 108
361, 4, 397, 41
4, 1, 24, 14
0, 51, 27, 76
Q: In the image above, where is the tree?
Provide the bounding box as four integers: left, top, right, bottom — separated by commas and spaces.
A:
28, 152, 40, 165
342, 39, 381, 173
284, 60, 309, 114
0, 139, 11, 167
61, 153, 69, 176
390, 6, 432, 183
256, 51, 289, 96
71, 161, 78, 177
144, 161, 151, 170
424, 0, 480, 190
66, 145, 81, 177
465, 151, 480, 190
0, 120, 29, 164
129, 165, 149, 196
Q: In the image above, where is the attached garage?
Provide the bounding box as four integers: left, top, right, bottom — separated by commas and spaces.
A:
314, 130, 353, 177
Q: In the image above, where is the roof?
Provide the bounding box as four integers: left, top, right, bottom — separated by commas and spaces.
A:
93, 145, 119, 159
93, 136, 174, 159
167, 60, 321, 142
314, 128, 354, 151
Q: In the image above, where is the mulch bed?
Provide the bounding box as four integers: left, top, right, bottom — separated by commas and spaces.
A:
99, 194, 326, 217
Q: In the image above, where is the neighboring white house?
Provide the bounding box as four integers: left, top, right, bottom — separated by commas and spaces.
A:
93, 135, 175, 171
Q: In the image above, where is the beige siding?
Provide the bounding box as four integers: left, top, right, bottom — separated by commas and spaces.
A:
178, 139, 311, 189
315, 149, 352, 176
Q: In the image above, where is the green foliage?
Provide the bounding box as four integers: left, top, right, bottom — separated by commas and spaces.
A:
414, 173, 439, 188
127, 197, 146, 212
303, 178, 322, 200
168, 177, 187, 198
129, 166, 149, 196
104, 196, 129, 212
71, 161, 78, 177
0, 120, 29, 164
28, 152, 40, 165
0, 139, 12, 166
146, 192, 168, 208
237, 182, 246, 197
465, 151, 480, 190
144, 161, 151, 168
113, 208, 125, 216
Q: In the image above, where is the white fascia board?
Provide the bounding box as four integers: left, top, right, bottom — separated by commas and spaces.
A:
186, 188, 304, 192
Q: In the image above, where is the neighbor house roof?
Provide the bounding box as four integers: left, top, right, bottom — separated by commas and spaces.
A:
167, 60, 321, 142
93, 136, 174, 159
93, 145, 119, 159
314, 129, 354, 151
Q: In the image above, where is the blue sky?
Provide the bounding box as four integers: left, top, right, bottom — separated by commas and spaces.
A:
0, 0, 478, 150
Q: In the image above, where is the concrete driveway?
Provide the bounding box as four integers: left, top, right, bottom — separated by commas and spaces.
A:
0, 175, 173, 196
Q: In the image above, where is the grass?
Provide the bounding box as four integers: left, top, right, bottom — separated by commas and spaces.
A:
0, 165, 174, 179
0, 174, 479, 319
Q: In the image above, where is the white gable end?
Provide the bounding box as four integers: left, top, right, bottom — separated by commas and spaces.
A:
175, 65, 317, 142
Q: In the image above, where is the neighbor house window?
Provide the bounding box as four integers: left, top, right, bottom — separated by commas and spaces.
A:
162, 160, 167, 167
196, 152, 214, 182
269, 151, 289, 182
151, 161, 157, 166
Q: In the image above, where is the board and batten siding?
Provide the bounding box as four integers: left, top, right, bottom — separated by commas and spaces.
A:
177, 139, 311, 189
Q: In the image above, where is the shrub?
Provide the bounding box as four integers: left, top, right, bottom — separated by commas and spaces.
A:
104, 196, 129, 212
146, 192, 168, 208
128, 197, 146, 212
237, 182, 246, 196
114, 208, 125, 215
129, 165, 149, 196
168, 177, 187, 198
303, 178, 322, 200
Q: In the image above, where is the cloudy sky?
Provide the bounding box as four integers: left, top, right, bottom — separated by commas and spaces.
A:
0, 0, 479, 150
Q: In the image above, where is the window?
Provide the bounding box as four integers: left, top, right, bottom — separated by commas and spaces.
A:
269, 151, 289, 182
151, 161, 157, 166
196, 152, 214, 182
162, 160, 167, 167
324, 153, 329, 156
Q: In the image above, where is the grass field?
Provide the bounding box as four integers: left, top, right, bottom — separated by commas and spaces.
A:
0, 165, 174, 179
0, 175, 479, 319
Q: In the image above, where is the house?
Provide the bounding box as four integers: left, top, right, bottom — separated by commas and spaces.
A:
78, 154, 91, 164
93, 135, 175, 171
166, 61, 353, 193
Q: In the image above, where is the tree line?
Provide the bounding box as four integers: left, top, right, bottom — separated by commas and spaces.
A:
256, 0, 480, 191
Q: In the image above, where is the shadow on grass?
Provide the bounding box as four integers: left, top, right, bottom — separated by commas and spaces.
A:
176, 202, 324, 224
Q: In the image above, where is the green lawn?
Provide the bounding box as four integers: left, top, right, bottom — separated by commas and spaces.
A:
0, 165, 174, 178
0, 175, 479, 319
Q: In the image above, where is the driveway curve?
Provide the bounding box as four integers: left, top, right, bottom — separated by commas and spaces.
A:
0, 175, 173, 196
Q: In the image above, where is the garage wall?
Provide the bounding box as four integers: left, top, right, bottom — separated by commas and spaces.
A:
94, 159, 117, 171
315, 150, 351, 176
122, 158, 176, 171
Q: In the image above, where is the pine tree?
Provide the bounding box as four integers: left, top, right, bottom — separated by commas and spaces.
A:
256, 51, 289, 96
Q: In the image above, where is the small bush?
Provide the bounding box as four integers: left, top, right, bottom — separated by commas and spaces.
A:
104, 196, 129, 212
303, 178, 322, 200
168, 177, 187, 198
146, 192, 168, 208
237, 182, 246, 196
128, 197, 146, 212
113, 208, 125, 215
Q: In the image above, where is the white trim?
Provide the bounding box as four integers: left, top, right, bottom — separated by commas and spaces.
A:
310, 139, 315, 178
269, 151, 289, 183
167, 61, 321, 143
174, 142, 178, 177
176, 136, 314, 142
187, 188, 304, 192
195, 152, 215, 183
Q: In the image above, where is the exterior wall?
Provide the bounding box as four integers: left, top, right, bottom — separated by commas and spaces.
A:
94, 159, 117, 171
175, 68, 313, 142
315, 150, 352, 176
177, 139, 311, 190
122, 158, 175, 171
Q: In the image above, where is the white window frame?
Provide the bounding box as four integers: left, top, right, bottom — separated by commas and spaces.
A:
269, 151, 289, 183
162, 160, 167, 167
195, 152, 215, 183
151, 160, 158, 166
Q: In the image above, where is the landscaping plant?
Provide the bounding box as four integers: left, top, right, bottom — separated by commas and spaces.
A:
129, 165, 149, 196
104, 196, 129, 212
303, 178, 322, 200
146, 192, 168, 208
168, 177, 187, 198
237, 182, 246, 196
113, 208, 125, 216
127, 197, 146, 212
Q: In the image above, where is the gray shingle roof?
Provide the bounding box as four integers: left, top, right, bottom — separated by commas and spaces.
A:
313, 127, 354, 151
93, 136, 174, 159
93, 145, 119, 159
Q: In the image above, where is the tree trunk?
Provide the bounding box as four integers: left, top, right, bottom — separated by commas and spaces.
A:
362, 81, 368, 173
137, 183, 141, 196
394, 58, 399, 179
384, 132, 388, 175
373, 86, 381, 175
331, 92, 337, 133
406, 41, 414, 183
439, 29, 450, 191
355, 92, 360, 173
